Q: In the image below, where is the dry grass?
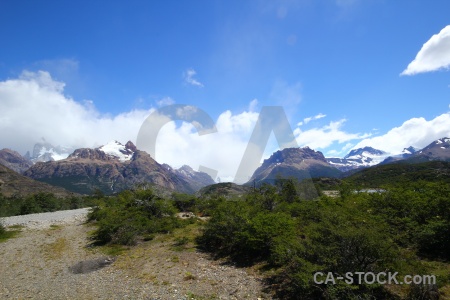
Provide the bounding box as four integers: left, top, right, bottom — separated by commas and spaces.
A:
42, 237, 68, 260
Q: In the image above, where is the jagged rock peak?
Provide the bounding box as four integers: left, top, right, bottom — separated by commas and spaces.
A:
68, 148, 114, 161
433, 137, 450, 145
0, 148, 33, 174
30, 141, 72, 162
178, 165, 194, 172
263, 147, 326, 165
97, 140, 136, 162
125, 141, 137, 152
344, 146, 385, 159
402, 146, 418, 155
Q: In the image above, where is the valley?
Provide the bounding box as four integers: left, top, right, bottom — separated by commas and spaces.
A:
1, 137, 449, 299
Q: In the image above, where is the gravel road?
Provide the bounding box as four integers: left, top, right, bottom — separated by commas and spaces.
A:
0, 207, 91, 229
0, 209, 270, 299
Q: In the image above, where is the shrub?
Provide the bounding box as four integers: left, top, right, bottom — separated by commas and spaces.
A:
89, 188, 181, 245
0, 222, 5, 235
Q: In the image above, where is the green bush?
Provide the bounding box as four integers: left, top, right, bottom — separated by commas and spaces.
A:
197, 179, 450, 299
88, 188, 182, 245
365, 182, 450, 260
0, 192, 95, 217
0, 222, 5, 235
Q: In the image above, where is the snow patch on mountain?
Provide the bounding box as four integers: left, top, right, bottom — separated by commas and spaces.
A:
326, 147, 389, 171
401, 146, 419, 155
37, 147, 71, 161
344, 147, 388, 163
28, 141, 72, 163
98, 140, 135, 162
434, 138, 450, 145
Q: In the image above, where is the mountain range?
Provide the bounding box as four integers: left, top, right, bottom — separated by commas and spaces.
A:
0, 137, 449, 195
326, 147, 389, 172
22, 141, 215, 195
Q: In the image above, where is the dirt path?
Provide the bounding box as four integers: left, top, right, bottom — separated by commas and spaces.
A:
0, 212, 270, 299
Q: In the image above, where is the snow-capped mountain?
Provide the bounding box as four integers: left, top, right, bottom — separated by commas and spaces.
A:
412, 137, 450, 161
328, 138, 450, 171
24, 140, 215, 195
97, 140, 137, 162
402, 146, 419, 156
326, 147, 389, 172
25, 141, 72, 163
379, 146, 419, 164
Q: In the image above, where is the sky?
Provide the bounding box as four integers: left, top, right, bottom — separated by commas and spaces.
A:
1, 0, 450, 182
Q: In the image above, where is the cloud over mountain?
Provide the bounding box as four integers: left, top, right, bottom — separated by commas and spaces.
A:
0, 71, 256, 180
0, 71, 152, 154
2, 70, 450, 181
353, 113, 450, 154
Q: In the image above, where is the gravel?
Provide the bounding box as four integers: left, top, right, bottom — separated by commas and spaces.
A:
0, 209, 271, 299
0, 207, 91, 229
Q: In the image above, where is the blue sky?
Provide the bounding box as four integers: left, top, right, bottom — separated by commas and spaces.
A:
1, 0, 450, 181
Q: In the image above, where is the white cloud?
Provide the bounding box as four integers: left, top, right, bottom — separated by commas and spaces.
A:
183, 68, 204, 87
248, 99, 258, 112
353, 113, 450, 154
1, 71, 368, 180
341, 142, 354, 153
401, 25, 450, 75
324, 143, 354, 157
0, 71, 259, 181
153, 109, 259, 182
156, 97, 175, 107
303, 113, 326, 124
0, 71, 153, 154
294, 119, 370, 151
4, 70, 449, 182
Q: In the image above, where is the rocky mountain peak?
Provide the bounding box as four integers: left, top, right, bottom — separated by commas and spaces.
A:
433, 137, 450, 147
402, 146, 418, 155
263, 147, 327, 166
125, 141, 137, 152
411, 137, 450, 161
179, 165, 194, 172
344, 147, 385, 159
97, 140, 136, 162
326, 146, 388, 172
68, 148, 115, 161
0, 148, 33, 174
249, 147, 340, 184
25, 140, 214, 195
29, 141, 72, 163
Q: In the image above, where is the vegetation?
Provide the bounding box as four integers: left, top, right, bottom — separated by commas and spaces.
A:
6, 160, 447, 299
84, 174, 449, 299
0, 222, 20, 242
344, 160, 450, 187
196, 178, 450, 299
87, 188, 196, 245
0, 192, 95, 217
